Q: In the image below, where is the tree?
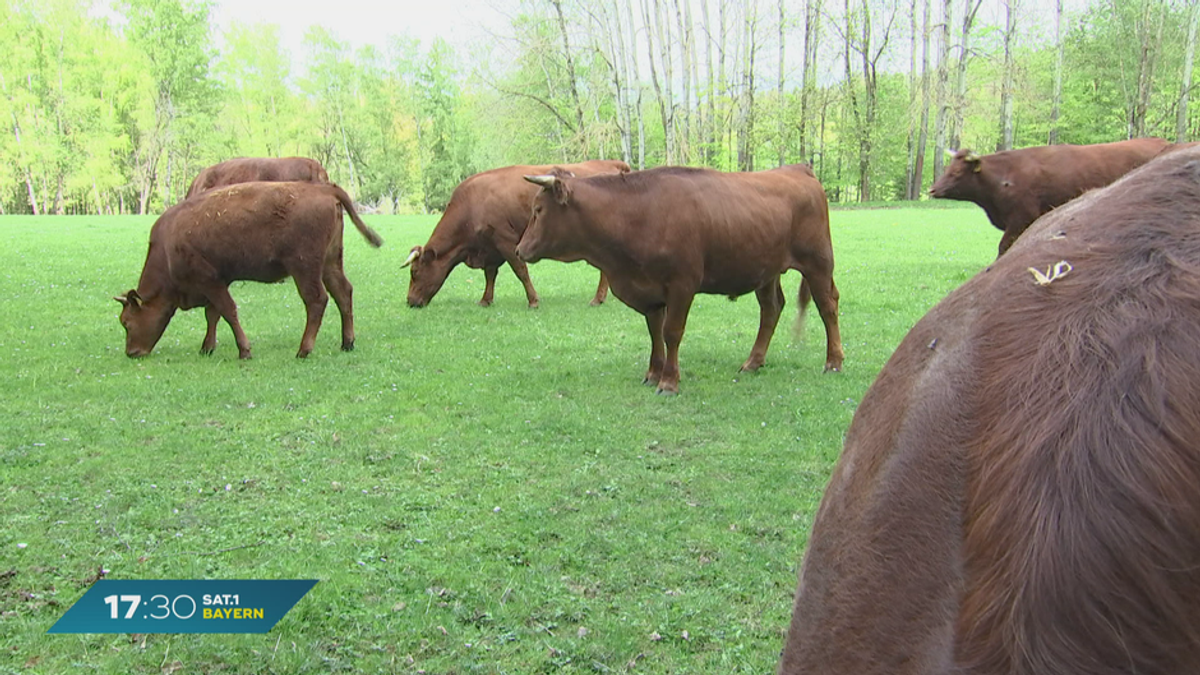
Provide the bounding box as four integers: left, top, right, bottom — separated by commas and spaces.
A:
997, 0, 1018, 150
1049, 0, 1064, 144
121, 0, 219, 213
416, 38, 474, 212
1178, 0, 1198, 142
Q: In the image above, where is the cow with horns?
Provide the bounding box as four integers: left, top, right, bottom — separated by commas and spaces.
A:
402, 160, 630, 308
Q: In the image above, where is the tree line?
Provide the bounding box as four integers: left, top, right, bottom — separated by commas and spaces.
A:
1, 0, 1197, 215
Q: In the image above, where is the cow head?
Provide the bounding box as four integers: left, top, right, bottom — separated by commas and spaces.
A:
402, 245, 449, 308
114, 289, 176, 358
517, 171, 577, 264
929, 149, 984, 200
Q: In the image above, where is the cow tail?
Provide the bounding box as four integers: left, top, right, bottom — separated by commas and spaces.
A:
793, 276, 812, 341
330, 185, 384, 247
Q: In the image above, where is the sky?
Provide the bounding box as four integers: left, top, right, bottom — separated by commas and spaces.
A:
207, 0, 507, 60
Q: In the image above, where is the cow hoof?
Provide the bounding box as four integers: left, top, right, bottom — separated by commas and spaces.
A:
296, 351, 310, 359
239, 351, 253, 360
478, 299, 492, 308
589, 298, 605, 307
642, 376, 661, 386
341, 341, 355, 352
655, 386, 679, 397
528, 302, 540, 309
200, 347, 215, 356
739, 361, 763, 373
823, 364, 842, 373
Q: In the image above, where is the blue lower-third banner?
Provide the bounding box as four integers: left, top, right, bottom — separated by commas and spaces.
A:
47, 579, 318, 634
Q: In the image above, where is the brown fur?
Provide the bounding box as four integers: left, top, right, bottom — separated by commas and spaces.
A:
185, 157, 331, 199
115, 182, 382, 359
517, 163, 840, 395
929, 138, 1169, 256
405, 160, 630, 308
778, 145, 1200, 674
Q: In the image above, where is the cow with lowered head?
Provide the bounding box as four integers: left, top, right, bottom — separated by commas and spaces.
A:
778, 145, 1200, 674
517, 164, 841, 396
929, 137, 1169, 256
185, 157, 331, 199
402, 160, 630, 308
115, 182, 382, 359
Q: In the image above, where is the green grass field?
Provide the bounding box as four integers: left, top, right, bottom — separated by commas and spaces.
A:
0, 203, 994, 674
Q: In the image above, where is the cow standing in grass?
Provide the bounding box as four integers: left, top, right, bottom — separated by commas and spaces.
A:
115, 182, 382, 359
929, 138, 1169, 256
185, 157, 331, 199
402, 160, 630, 308
516, 164, 840, 395
779, 145, 1200, 674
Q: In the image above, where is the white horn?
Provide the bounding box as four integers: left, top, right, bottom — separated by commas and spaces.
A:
524, 174, 557, 187
113, 295, 128, 304
400, 247, 421, 268
944, 148, 956, 159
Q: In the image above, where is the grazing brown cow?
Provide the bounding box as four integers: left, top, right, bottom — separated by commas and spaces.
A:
185, 157, 331, 199
778, 146, 1200, 674
402, 160, 630, 308
929, 137, 1169, 256
115, 182, 383, 359
516, 164, 841, 395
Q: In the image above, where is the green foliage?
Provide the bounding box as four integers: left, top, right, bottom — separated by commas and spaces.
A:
417, 38, 474, 212
0, 204, 995, 672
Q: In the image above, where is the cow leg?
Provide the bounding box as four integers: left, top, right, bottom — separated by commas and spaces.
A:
200, 305, 220, 355
590, 271, 610, 306
293, 272, 329, 359
642, 306, 667, 386
504, 254, 540, 308
997, 229, 1018, 257
657, 295, 695, 396
205, 287, 252, 359
807, 273, 844, 372
322, 260, 355, 352
741, 277, 785, 372
479, 266, 498, 307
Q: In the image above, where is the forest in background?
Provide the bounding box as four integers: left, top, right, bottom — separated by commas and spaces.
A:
2, 0, 1198, 215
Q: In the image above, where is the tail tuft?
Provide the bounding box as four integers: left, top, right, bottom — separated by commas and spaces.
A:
793, 277, 812, 341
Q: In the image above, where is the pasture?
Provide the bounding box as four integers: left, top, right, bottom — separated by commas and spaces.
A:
0, 204, 992, 674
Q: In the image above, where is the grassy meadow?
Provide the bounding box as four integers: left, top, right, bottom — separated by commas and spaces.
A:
0, 203, 994, 674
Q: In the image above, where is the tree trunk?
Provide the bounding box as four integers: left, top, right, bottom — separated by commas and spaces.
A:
1130, 0, 1165, 138
551, 0, 587, 145
906, 0, 919, 197
914, 0, 932, 196
799, 0, 821, 164
950, 0, 982, 151
642, 0, 672, 163
997, 0, 1017, 151
674, 0, 694, 162
738, 0, 758, 171
933, 0, 952, 176
843, 0, 863, 199
1049, 0, 1064, 144
604, 0, 632, 164
702, 0, 716, 163
778, 0, 787, 166
1178, 0, 1199, 142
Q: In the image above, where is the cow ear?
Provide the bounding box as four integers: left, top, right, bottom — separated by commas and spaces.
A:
422, 246, 438, 262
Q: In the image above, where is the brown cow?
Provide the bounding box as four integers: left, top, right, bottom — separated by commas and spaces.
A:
516, 164, 841, 395
186, 157, 330, 199
929, 137, 1169, 256
778, 146, 1200, 674
402, 160, 630, 308
115, 182, 383, 359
